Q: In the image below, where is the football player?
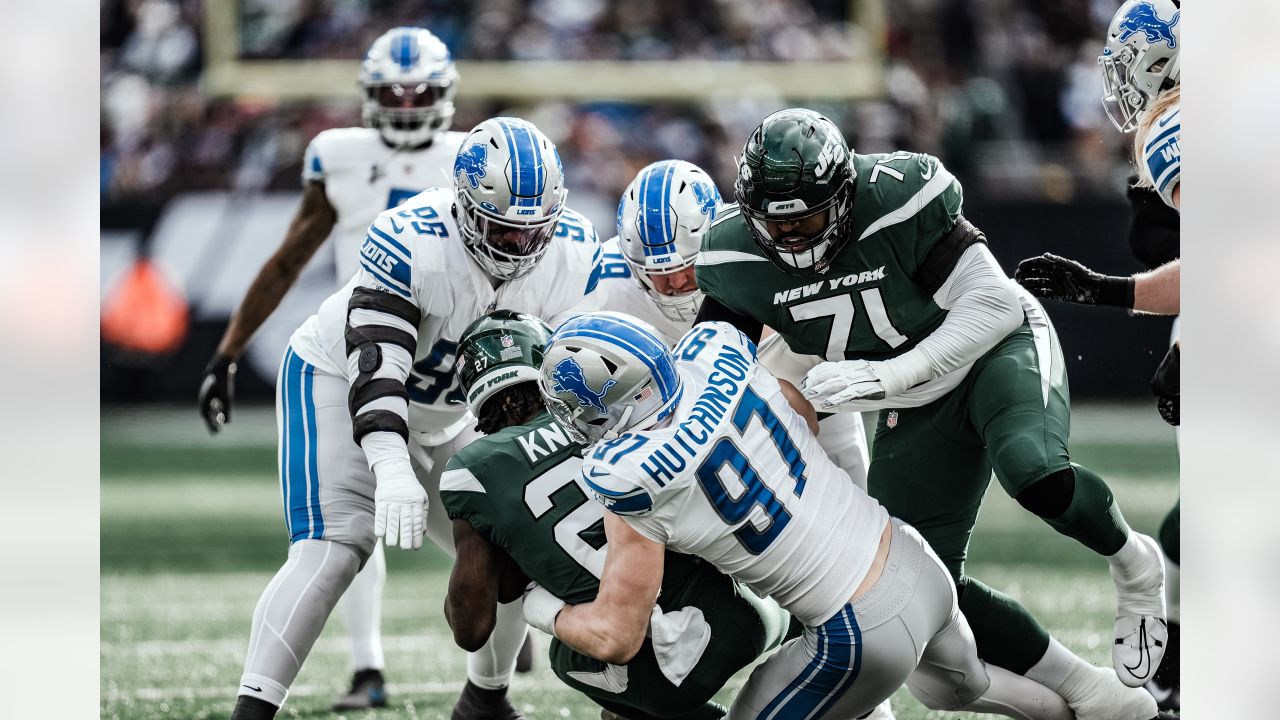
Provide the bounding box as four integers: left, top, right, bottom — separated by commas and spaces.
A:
693, 109, 1162, 719
229, 117, 604, 720
196, 27, 466, 710
439, 309, 791, 720
1013, 2, 1182, 709
531, 312, 1076, 719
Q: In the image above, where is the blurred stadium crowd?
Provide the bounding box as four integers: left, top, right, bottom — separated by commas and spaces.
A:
101, 0, 1135, 217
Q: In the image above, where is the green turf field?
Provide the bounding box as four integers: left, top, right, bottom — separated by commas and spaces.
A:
101, 404, 1178, 720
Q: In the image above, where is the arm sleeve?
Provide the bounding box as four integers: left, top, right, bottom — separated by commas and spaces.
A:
880, 244, 1024, 390
345, 215, 424, 484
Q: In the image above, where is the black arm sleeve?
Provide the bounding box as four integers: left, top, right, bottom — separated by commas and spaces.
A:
1127, 179, 1180, 270
695, 295, 764, 344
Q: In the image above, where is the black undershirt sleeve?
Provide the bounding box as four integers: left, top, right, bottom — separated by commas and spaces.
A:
695, 295, 764, 345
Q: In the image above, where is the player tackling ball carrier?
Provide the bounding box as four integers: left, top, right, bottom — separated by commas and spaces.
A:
228, 116, 605, 720
528, 311, 1077, 719
439, 309, 792, 720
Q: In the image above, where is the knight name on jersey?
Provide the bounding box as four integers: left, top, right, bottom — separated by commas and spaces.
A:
517, 420, 576, 463
771, 266, 886, 306
639, 341, 753, 487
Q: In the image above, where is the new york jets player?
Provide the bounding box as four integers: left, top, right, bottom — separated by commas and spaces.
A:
694, 109, 1162, 718
603, 159, 874, 501
439, 310, 791, 720
530, 312, 1076, 719
229, 117, 604, 720
197, 26, 465, 709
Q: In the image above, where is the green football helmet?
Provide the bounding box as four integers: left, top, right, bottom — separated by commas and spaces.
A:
455, 309, 553, 417
735, 108, 856, 275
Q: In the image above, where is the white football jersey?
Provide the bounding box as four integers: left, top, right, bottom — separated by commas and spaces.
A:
593, 237, 694, 347
302, 127, 467, 282
581, 322, 888, 626
289, 186, 606, 442
1138, 102, 1180, 210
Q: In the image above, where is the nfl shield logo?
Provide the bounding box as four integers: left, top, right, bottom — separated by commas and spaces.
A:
500, 335, 514, 348
886, 410, 899, 429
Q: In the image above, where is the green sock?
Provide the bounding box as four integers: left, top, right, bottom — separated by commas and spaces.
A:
1042, 464, 1132, 556
1159, 501, 1180, 564
957, 575, 1052, 675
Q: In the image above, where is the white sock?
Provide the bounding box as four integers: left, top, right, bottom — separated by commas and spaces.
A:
1164, 558, 1180, 622
466, 599, 528, 690
1023, 638, 1091, 698
962, 663, 1073, 720
816, 413, 870, 492
239, 539, 362, 707
337, 541, 386, 671
1107, 531, 1153, 582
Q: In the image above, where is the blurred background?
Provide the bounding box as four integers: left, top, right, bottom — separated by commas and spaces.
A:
99, 0, 1172, 401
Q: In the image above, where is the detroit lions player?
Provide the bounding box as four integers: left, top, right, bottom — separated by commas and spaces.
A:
527, 312, 1078, 720
197, 27, 465, 710
229, 117, 605, 720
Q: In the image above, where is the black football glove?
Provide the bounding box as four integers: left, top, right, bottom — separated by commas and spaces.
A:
1151, 343, 1179, 426
1014, 253, 1135, 308
198, 354, 237, 433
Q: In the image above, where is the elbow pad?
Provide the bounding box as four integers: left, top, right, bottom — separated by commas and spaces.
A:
914, 216, 988, 296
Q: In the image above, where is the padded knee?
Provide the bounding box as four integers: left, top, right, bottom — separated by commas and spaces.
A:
1014, 468, 1075, 519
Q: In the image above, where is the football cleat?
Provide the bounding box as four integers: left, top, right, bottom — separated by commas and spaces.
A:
1062, 664, 1157, 720
451, 680, 525, 720
1112, 534, 1168, 688
1144, 620, 1179, 712
331, 668, 388, 711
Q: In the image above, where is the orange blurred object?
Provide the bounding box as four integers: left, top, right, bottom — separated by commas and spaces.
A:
101, 258, 189, 356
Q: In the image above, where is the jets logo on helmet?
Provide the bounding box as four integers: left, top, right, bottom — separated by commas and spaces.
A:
551, 358, 618, 414
452, 117, 568, 281
359, 27, 459, 148
454, 144, 488, 189
617, 160, 723, 322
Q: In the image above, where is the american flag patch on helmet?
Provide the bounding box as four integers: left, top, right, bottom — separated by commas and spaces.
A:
634, 387, 653, 403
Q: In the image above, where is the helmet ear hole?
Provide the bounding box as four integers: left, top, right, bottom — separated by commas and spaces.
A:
601, 357, 618, 374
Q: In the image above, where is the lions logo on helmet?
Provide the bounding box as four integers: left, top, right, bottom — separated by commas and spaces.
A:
1117, 2, 1179, 48
551, 358, 618, 414
454, 144, 488, 189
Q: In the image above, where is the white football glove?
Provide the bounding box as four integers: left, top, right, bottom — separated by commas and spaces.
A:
522, 583, 567, 638
802, 359, 894, 409
373, 465, 427, 550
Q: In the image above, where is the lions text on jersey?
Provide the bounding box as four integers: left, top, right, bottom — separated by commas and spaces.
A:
580, 322, 888, 627
302, 127, 466, 282
1140, 103, 1180, 210
288, 187, 605, 444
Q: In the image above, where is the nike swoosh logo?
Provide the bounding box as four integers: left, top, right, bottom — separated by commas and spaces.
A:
1120, 617, 1161, 679
586, 467, 609, 478
241, 684, 263, 692
388, 216, 405, 234
920, 161, 934, 180
1158, 111, 1180, 128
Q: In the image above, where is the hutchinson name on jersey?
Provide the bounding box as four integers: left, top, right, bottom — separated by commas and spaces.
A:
579, 321, 888, 627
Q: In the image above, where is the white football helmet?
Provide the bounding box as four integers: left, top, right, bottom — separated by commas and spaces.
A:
453, 117, 568, 281
359, 27, 458, 148
617, 160, 722, 322
539, 312, 683, 445
1098, 0, 1180, 133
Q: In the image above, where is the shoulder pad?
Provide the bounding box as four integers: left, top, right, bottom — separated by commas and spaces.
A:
580, 455, 654, 516
674, 321, 758, 366
359, 210, 417, 298
1141, 105, 1181, 208
555, 206, 601, 246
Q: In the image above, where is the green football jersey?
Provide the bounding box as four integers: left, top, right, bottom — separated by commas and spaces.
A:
697, 151, 963, 362
441, 412, 719, 607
